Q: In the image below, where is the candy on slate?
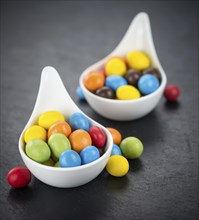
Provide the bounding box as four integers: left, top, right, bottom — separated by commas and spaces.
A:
69, 129, 92, 153
25, 139, 51, 163
120, 137, 143, 159
105, 57, 127, 76
105, 75, 127, 91
48, 121, 72, 139
69, 112, 90, 131
76, 86, 86, 100
84, 71, 105, 92
7, 167, 31, 188
95, 86, 115, 99
111, 144, 122, 156
164, 85, 180, 101
106, 155, 129, 177
116, 85, 141, 100
138, 74, 160, 95
107, 127, 122, 145
127, 51, 150, 71
38, 111, 64, 129
48, 133, 71, 159
80, 146, 100, 165
24, 125, 47, 143
89, 126, 106, 148
60, 150, 81, 168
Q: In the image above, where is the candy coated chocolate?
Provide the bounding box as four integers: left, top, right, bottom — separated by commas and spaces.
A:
96, 86, 115, 99
142, 67, 161, 81
124, 69, 141, 86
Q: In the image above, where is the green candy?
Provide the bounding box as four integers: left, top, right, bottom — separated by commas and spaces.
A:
25, 139, 51, 163
48, 133, 71, 159
120, 137, 143, 159
42, 158, 55, 167
54, 161, 60, 167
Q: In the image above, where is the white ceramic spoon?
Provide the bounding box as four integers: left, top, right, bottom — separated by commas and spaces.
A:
80, 12, 167, 121
18, 66, 113, 188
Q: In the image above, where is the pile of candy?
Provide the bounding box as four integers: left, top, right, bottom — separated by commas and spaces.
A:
83, 50, 161, 100
105, 127, 143, 177
7, 110, 144, 187
23, 111, 107, 168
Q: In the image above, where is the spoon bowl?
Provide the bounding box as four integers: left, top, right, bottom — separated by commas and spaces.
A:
18, 66, 113, 188
80, 12, 167, 121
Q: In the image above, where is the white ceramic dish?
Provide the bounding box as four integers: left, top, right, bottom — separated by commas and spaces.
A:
80, 12, 167, 121
18, 66, 113, 188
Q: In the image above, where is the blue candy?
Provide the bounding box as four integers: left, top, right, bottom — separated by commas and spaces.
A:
76, 86, 85, 100
138, 74, 160, 95
111, 144, 122, 156
60, 150, 81, 167
69, 112, 91, 131
80, 146, 100, 165
105, 75, 127, 91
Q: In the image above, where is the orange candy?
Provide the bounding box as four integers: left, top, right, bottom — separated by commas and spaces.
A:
69, 129, 92, 153
107, 127, 122, 145
48, 121, 72, 139
84, 71, 105, 92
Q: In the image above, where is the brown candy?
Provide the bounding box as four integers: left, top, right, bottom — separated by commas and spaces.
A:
142, 67, 161, 81
96, 86, 115, 99
124, 69, 141, 86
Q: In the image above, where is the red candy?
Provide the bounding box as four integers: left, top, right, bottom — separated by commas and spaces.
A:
89, 126, 106, 148
7, 166, 32, 188
164, 85, 180, 101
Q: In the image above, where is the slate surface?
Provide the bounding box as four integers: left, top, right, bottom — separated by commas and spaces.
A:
0, 1, 198, 220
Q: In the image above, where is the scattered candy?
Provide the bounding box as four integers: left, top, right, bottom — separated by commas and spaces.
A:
107, 127, 122, 145
48, 133, 71, 159
60, 150, 81, 168
106, 155, 129, 177
80, 146, 100, 165
25, 139, 51, 163
120, 137, 143, 159
111, 144, 122, 156
38, 111, 64, 129
76, 86, 85, 100
116, 85, 141, 100
138, 74, 160, 95
164, 85, 180, 101
7, 167, 31, 188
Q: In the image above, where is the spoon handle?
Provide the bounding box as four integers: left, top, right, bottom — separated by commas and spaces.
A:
29, 66, 79, 123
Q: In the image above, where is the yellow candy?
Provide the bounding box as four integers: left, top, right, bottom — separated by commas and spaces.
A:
116, 85, 141, 100
127, 51, 150, 70
105, 57, 127, 76
38, 111, 64, 129
106, 155, 129, 177
24, 125, 47, 143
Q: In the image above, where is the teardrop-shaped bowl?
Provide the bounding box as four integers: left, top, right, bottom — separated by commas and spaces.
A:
80, 12, 167, 121
18, 66, 113, 188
